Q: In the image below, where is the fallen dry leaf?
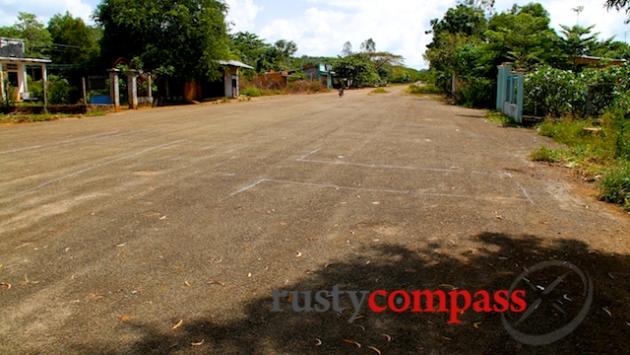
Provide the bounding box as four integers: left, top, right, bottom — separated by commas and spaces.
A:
314, 338, 322, 346
381, 333, 392, 342
342, 339, 361, 348
368, 346, 382, 355
171, 319, 184, 330
120, 314, 130, 322
0, 282, 11, 290
191, 340, 204, 346
184, 281, 192, 287
207, 280, 225, 286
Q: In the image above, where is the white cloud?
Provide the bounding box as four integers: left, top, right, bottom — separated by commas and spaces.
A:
259, 0, 452, 69
225, 0, 262, 33
0, 0, 94, 26
496, 0, 629, 41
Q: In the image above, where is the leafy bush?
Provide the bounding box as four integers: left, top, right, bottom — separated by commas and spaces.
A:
525, 63, 630, 118
582, 63, 630, 116
524, 66, 586, 117
602, 92, 630, 160
600, 162, 630, 211
456, 76, 493, 107
407, 84, 441, 95
48, 75, 74, 104
241, 87, 263, 97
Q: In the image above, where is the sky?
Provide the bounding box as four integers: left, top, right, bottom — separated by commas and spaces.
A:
0, 0, 628, 69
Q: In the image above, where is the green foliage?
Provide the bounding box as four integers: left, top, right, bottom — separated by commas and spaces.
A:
524, 66, 586, 117
456, 76, 494, 107
229, 32, 299, 72
600, 162, 630, 210
47, 12, 101, 65
485, 111, 513, 126
530, 146, 563, 163
525, 63, 630, 117
537, 119, 593, 145
424, 1, 629, 110
407, 84, 441, 95
48, 75, 74, 104
96, 0, 231, 80
241, 87, 264, 97
333, 54, 380, 87
0, 12, 52, 58
371, 88, 388, 94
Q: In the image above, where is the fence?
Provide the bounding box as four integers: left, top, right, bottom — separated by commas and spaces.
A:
496, 63, 524, 123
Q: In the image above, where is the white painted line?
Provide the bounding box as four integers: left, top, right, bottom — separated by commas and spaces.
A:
0, 131, 126, 155
228, 177, 530, 204
296, 148, 322, 161
267, 178, 411, 195
229, 178, 268, 196
501, 171, 535, 205
516, 181, 535, 205
297, 158, 457, 173
10, 140, 186, 199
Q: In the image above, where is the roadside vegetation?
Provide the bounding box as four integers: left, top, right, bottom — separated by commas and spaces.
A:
407, 84, 442, 96
0, 110, 107, 124
370, 88, 389, 94
421, 0, 630, 211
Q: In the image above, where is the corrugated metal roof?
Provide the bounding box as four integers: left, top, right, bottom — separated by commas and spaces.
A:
217, 60, 254, 69
0, 56, 51, 64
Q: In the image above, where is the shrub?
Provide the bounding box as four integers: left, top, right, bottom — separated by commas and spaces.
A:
456, 76, 493, 107
602, 92, 630, 160
600, 162, 630, 211
241, 87, 263, 97
537, 119, 592, 146
48, 75, 74, 104
407, 84, 441, 95
524, 66, 586, 117
371, 88, 388, 94
485, 111, 512, 126
287, 80, 328, 94
530, 146, 562, 163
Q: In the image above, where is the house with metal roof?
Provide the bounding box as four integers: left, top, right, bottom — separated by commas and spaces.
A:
0, 37, 51, 103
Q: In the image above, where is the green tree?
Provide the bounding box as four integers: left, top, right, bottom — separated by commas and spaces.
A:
333, 54, 380, 87
0, 12, 52, 58
230, 31, 268, 70
560, 24, 598, 65
485, 4, 563, 70
360, 38, 376, 53
96, 0, 231, 80
47, 12, 101, 65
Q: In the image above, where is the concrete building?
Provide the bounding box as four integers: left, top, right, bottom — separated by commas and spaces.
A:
0, 38, 51, 103
303, 63, 334, 89
218, 60, 254, 98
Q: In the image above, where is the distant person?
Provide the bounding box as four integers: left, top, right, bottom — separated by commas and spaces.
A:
338, 82, 345, 98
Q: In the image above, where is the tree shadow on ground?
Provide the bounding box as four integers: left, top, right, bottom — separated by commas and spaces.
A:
76, 232, 629, 354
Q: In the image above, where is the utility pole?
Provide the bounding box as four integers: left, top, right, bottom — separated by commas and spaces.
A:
572, 6, 584, 25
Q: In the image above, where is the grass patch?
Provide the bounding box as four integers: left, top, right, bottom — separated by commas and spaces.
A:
532, 116, 630, 211
485, 111, 514, 126
530, 146, 564, 163
0, 110, 106, 124
599, 162, 630, 211
407, 84, 441, 95
370, 87, 389, 94
533, 119, 615, 174
241, 87, 264, 97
